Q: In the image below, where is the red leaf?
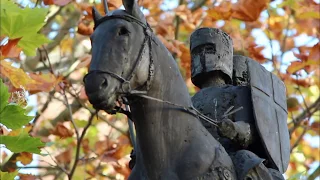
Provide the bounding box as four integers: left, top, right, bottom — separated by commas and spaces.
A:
49, 122, 74, 138
0, 38, 22, 59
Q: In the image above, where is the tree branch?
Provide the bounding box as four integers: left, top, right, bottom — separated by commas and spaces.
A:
190, 0, 208, 12
308, 166, 320, 180
23, 10, 81, 71
68, 113, 95, 179
289, 97, 320, 135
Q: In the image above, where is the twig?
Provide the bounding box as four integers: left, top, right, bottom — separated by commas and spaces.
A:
290, 127, 307, 152
98, 114, 127, 135
308, 166, 320, 180
43, 149, 69, 175
61, 87, 80, 139
190, 0, 208, 12
68, 113, 95, 180
289, 97, 320, 135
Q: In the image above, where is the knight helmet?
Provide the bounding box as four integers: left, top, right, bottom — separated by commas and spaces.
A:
190, 28, 233, 87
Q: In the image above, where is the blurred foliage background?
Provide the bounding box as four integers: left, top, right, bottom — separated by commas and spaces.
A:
0, 0, 319, 179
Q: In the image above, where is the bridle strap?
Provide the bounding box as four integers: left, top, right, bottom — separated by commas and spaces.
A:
85, 14, 155, 94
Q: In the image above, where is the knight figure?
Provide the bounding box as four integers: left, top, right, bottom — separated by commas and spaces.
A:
190, 28, 290, 180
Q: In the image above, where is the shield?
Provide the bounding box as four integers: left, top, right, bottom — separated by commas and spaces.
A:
247, 59, 290, 173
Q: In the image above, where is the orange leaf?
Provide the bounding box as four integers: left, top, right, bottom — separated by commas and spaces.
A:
178, 43, 191, 79
19, 174, 37, 180
0, 61, 33, 88
49, 122, 74, 138
16, 152, 33, 166
310, 122, 320, 132
27, 73, 62, 94
43, 0, 54, 5
82, 138, 90, 154
232, 0, 269, 22
55, 148, 72, 164
207, 2, 233, 21
287, 60, 319, 74
247, 43, 266, 63
77, 22, 93, 36
0, 38, 22, 60
114, 164, 131, 179
0, 61, 61, 93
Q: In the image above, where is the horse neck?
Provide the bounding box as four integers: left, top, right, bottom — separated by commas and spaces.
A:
129, 41, 202, 170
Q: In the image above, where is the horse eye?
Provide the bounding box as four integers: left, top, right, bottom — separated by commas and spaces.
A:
118, 27, 130, 36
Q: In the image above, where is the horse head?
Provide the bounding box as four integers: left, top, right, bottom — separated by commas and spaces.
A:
84, 0, 153, 113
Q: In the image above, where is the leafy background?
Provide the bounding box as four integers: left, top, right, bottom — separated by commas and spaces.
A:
0, 0, 319, 179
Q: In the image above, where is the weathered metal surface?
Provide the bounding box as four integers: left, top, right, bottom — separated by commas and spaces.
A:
248, 59, 290, 173
190, 28, 233, 86
85, 3, 239, 180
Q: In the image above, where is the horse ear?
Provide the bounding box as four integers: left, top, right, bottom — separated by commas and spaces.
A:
122, 0, 146, 23
92, 7, 103, 24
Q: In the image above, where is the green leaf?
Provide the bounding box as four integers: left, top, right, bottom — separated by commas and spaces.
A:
0, 79, 10, 113
18, 34, 50, 56
0, 104, 34, 130
0, 170, 18, 180
0, 131, 45, 154
0, 0, 50, 56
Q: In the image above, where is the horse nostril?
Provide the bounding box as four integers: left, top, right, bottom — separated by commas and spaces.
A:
100, 78, 108, 89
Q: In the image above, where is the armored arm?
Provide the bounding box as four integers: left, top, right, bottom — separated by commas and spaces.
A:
217, 119, 256, 147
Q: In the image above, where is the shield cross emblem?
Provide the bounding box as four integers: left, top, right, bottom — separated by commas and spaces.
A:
248, 60, 290, 173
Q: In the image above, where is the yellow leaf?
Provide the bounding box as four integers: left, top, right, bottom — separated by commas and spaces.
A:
0, 61, 35, 88
298, 11, 320, 19
16, 152, 33, 165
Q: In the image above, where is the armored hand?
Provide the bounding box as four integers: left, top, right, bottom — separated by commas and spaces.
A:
217, 119, 253, 147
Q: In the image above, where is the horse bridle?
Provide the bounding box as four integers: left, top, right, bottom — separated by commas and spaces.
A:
83, 14, 156, 96
83, 14, 222, 126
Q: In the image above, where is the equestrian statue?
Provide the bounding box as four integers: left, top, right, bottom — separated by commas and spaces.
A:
83, 0, 290, 179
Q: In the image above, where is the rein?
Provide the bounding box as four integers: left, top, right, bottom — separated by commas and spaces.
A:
85, 14, 232, 128
84, 14, 155, 94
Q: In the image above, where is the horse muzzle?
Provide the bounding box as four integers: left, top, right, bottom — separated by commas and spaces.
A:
84, 72, 119, 111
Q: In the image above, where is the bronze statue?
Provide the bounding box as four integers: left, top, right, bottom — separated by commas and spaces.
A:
84, 1, 238, 179
83, 0, 290, 178
190, 28, 290, 180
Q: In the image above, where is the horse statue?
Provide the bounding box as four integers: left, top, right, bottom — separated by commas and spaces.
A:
83, 0, 237, 179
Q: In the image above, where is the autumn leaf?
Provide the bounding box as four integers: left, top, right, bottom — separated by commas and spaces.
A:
0, 60, 35, 88
287, 97, 300, 112
16, 152, 33, 165
288, 44, 320, 74
82, 138, 90, 154
55, 148, 72, 164
232, 0, 269, 22
19, 174, 37, 180
49, 122, 74, 138
27, 73, 62, 94
0, 38, 22, 59
207, 1, 233, 21
77, 22, 93, 36
0, 61, 62, 94
247, 43, 266, 63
